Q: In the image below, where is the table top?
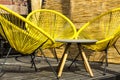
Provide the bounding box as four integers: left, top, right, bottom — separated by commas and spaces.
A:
55, 39, 97, 44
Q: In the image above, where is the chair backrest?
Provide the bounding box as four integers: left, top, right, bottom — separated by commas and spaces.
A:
76, 8, 120, 51
0, 5, 55, 54
26, 9, 76, 47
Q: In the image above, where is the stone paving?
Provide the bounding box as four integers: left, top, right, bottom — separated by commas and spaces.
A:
0, 56, 120, 80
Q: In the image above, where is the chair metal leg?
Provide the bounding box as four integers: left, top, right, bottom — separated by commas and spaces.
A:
40, 48, 59, 79
0, 40, 5, 58
113, 44, 120, 55
15, 52, 38, 72
30, 53, 37, 71
103, 49, 108, 75
0, 47, 12, 72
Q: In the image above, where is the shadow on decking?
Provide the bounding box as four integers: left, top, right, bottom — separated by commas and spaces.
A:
0, 56, 120, 80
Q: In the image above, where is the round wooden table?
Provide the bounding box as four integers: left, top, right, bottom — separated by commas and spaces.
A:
55, 39, 97, 78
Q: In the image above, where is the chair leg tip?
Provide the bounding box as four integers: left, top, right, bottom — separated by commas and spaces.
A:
57, 77, 59, 80
103, 73, 106, 75
68, 66, 70, 69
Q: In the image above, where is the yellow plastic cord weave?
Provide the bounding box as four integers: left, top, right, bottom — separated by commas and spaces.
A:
26, 9, 76, 47
76, 8, 120, 51
0, 5, 55, 54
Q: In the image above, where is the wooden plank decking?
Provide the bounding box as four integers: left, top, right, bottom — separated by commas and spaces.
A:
0, 56, 120, 80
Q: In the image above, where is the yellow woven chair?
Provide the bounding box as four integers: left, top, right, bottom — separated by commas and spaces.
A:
69, 8, 120, 75
26, 9, 76, 61
0, 5, 59, 78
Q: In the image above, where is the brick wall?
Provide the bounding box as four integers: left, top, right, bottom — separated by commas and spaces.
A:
70, 0, 120, 28
0, 0, 13, 5
43, 0, 120, 28
42, 0, 120, 63
0, 0, 28, 14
